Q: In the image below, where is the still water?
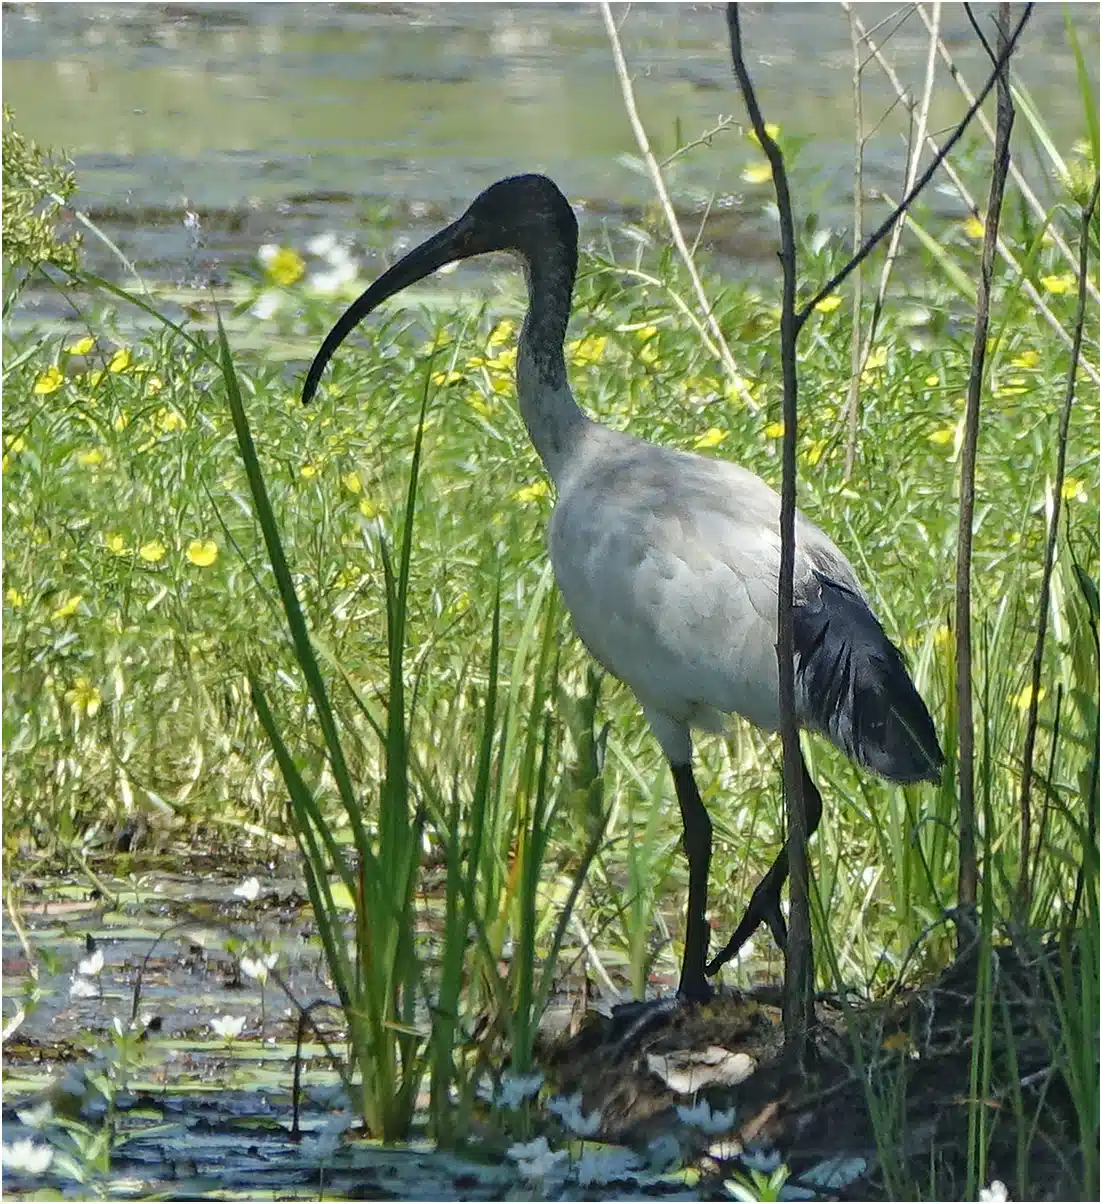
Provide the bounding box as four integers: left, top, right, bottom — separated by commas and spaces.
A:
3, 3, 1098, 302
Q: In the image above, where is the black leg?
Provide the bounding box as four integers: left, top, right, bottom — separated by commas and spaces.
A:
705, 751, 824, 977
670, 760, 713, 1003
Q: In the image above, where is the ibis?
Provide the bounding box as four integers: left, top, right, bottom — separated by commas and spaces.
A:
303, 174, 943, 1005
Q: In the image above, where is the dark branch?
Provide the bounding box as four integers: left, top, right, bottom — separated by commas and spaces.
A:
727, 1, 813, 1062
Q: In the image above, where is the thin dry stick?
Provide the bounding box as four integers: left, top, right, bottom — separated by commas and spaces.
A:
843, 8, 866, 480
661, 115, 738, 169
955, 3, 1016, 951
845, 1, 942, 479
600, 1, 756, 409
916, 0, 1101, 309
1016, 178, 1100, 913
727, 2, 812, 1061
798, 3, 1033, 326
845, 3, 1099, 387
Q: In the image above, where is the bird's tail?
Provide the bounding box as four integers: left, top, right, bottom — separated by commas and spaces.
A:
794, 573, 943, 784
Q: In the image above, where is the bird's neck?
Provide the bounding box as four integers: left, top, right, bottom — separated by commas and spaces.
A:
516, 250, 589, 485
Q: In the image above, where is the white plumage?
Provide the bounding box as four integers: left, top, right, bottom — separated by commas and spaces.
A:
304, 174, 943, 1004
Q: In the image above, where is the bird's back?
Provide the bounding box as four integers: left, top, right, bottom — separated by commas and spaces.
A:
549, 424, 942, 783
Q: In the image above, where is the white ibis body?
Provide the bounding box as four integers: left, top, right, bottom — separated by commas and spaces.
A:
303, 174, 943, 1003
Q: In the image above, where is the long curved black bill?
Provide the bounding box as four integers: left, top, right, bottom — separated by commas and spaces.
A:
302, 215, 477, 405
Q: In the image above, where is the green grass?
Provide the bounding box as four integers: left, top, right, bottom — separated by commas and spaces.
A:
3, 177, 1098, 1191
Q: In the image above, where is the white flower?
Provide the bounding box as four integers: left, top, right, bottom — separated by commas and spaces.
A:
210, 1014, 246, 1040
980, 1181, 1009, 1203
478, 1069, 543, 1108
240, 952, 278, 982
546, 1090, 602, 1136
1, 1139, 54, 1174
309, 260, 359, 296
257, 244, 279, 268
676, 1099, 737, 1134
307, 232, 339, 259
250, 291, 282, 321
69, 977, 98, 999
233, 877, 261, 901
575, 1146, 644, 1186
15, 1101, 53, 1129
505, 1136, 569, 1183
78, 947, 104, 977
740, 1146, 782, 1174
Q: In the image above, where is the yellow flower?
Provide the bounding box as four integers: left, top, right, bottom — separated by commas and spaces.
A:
998, 377, 1029, 397
741, 161, 772, 185
1040, 273, 1075, 295
639, 341, 660, 366
358, 497, 380, 519
139, 540, 166, 563
694, 427, 728, 450
261, 245, 306, 287
66, 335, 96, 355
5, 435, 26, 454
186, 539, 219, 567
65, 677, 102, 718
963, 214, 986, 239
1014, 683, 1045, 711
431, 369, 464, 387
1061, 477, 1086, 502
300, 464, 318, 480
51, 593, 83, 621
85, 368, 105, 388
342, 471, 362, 494
1011, 348, 1040, 369
104, 533, 127, 555
145, 375, 164, 396
108, 348, 132, 373
635, 324, 659, 341
864, 346, 889, 371
6, 586, 25, 608
568, 335, 607, 366
488, 318, 516, 348
805, 439, 828, 466
924, 374, 939, 387
928, 427, 955, 445
468, 393, 492, 418
764, 421, 785, 438
34, 366, 64, 395
933, 625, 952, 652
113, 411, 130, 432
77, 447, 105, 467
1, 455, 9, 474
815, 295, 842, 314
486, 346, 516, 374
154, 407, 187, 433
746, 123, 780, 145
513, 480, 550, 503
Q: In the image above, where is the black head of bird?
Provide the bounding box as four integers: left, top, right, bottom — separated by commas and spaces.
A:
302, 174, 576, 407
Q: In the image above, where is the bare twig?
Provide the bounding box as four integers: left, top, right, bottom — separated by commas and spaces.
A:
1017, 178, 1099, 912
845, 2, 943, 478
843, 8, 866, 480
661, 115, 738, 169
600, 2, 755, 409
797, 3, 1033, 329
956, 4, 1016, 951
727, 2, 812, 1062
916, 1, 1101, 309
844, 2, 1100, 387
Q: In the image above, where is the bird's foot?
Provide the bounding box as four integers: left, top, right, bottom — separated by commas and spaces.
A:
706, 884, 787, 978
607, 979, 712, 1058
